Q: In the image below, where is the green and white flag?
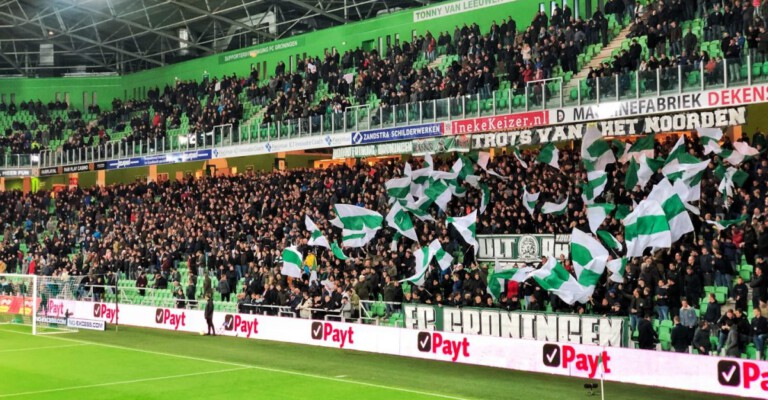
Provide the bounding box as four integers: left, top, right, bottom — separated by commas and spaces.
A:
716, 166, 749, 198
647, 179, 694, 242
542, 196, 569, 215
331, 242, 348, 260
581, 126, 615, 171
522, 186, 540, 216
582, 170, 608, 204
447, 210, 478, 254
330, 204, 383, 231
621, 134, 655, 163
405, 196, 435, 222
623, 199, 672, 257
536, 143, 559, 169
487, 265, 535, 299
721, 142, 760, 166
528, 257, 591, 305
385, 177, 412, 200
697, 127, 723, 155
586, 203, 615, 234
570, 228, 609, 291
662, 153, 709, 182
625, 154, 663, 190
512, 147, 528, 168
305, 215, 330, 249
665, 135, 687, 164
401, 240, 442, 286
706, 215, 748, 230
480, 182, 491, 214
433, 240, 454, 270
341, 228, 379, 248
281, 246, 303, 278
425, 178, 452, 212
597, 230, 623, 252
386, 202, 419, 243
606, 257, 628, 283
331, 204, 383, 247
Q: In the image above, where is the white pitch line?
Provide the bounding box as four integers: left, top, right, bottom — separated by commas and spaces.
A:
0, 329, 467, 400
0, 367, 250, 398
0, 343, 89, 353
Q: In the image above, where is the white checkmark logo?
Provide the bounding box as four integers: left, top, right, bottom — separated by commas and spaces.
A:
224, 319, 232, 329
313, 326, 322, 337
419, 337, 430, 349
721, 365, 737, 383
546, 348, 558, 363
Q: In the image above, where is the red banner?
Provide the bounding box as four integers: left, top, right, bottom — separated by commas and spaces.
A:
447, 110, 549, 135
0, 295, 40, 316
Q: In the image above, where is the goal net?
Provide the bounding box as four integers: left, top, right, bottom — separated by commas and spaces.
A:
0, 274, 79, 335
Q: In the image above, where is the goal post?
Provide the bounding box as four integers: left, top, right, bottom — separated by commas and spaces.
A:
0, 273, 78, 335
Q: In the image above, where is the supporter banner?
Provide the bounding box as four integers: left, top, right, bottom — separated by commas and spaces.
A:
446, 110, 549, 135
39, 167, 60, 177
478, 234, 571, 262
471, 107, 746, 148
403, 305, 626, 347
555, 85, 767, 124
213, 133, 350, 159
0, 295, 39, 316
412, 134, 472, 154
413, 0, 517, 22
219, 37, 305, 64
0, 169, 32, 178
351, 123, 443, 145
63, 300, 766, 397
332, 141, 412, 159
62, 164, 91, 173
67, 318, 106, 331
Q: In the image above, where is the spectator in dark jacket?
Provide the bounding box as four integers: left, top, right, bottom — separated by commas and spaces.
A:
671, 316, 690, 352
637, 313, 658, 350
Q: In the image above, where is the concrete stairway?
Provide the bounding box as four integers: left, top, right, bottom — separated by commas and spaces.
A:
563, 24, 634, 94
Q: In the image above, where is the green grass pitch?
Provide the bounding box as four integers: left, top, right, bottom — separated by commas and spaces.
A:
0, 324, 731, 399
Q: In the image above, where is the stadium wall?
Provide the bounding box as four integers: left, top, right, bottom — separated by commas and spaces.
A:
0, 0, 543, 106
46, 299, 768, 398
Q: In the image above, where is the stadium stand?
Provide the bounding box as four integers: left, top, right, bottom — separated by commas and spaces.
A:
1, 124, 767, 358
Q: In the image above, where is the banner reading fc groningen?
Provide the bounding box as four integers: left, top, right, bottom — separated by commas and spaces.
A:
403, 304, 627, 347
478, 234, 570, 262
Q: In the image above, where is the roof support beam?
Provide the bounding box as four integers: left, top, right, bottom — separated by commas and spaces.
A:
0, 8, 165, 66
282, 0, 348, 24
164, 0, 277, 40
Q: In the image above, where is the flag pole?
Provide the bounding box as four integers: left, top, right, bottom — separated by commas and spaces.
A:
600, 347, 605, 400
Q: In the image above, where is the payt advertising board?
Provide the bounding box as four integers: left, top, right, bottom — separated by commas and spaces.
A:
64, 301, 765, 398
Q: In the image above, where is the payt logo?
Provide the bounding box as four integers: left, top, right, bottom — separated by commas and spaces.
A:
718, 360, 768, 391
154, 308, 187, 330
223, 314, 259, 338
93, 303, 119, 323
310, 322, 354, 348
46, 300, 68, 317
542, 344, 611, 379
416, 332, 470, 362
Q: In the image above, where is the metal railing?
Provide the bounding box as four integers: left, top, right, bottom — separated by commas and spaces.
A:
3, 54, 762, 170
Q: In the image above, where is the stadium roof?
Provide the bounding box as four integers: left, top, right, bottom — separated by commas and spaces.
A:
0, 0, 427, 77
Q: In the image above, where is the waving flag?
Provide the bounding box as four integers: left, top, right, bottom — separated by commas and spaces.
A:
447, 210, 478, 254
624, 200, 672, 257
528, 257, 591, 305
586, 203, 615, 233
570, 228, 609, 291
305, 216, 330, 249
522, 186, 540, 216
542, 196, 569, 215
536, 143, 560, 169
386, 202, 419, 243
281, 247, 303, 278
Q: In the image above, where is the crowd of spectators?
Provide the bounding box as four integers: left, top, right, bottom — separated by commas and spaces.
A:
1, 129, 767, 351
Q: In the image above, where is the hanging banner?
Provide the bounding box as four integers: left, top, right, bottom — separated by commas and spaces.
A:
351, 123, 443, 145
403, 305, 627, 347
471, 107, 746, 149
412, 134, 472, 154
478, 234, 571, 262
